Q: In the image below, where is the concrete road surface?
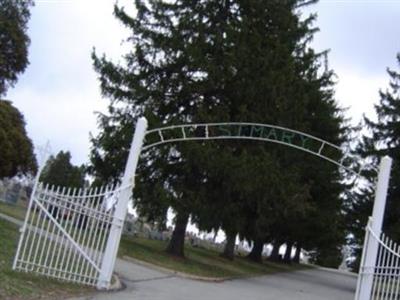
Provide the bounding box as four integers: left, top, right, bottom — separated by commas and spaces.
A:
72, 258, 357, 300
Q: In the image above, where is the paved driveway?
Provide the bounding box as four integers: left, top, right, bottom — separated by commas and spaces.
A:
73, 259, 357, 300
0, 213, 356, 300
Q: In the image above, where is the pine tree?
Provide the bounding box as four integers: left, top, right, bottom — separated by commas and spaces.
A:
348, 53, 400, 271
90, 0, 348, 260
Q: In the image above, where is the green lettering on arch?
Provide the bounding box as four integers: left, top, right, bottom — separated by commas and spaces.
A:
218, 125, 232, 136
280, 131, 295, 144
238, 125, 252, 137
299, 135, 309, 148
264, 128, 278, 140
250, 126, 264, 138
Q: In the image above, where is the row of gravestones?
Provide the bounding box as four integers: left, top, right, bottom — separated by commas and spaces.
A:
122, 217, 311, 261
0, 179, 32, 205
123, 215, 173, 241
122, 220, 309, 261
122, 215, 232, 252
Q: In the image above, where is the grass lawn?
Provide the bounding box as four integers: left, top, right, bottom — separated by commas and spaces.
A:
0, 201, 27, 220
0, 218, 92, 300
119, 236, 310, 278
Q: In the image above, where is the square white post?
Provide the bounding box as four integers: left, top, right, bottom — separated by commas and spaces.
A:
97, 117, 148, 289
356, 156, 392, 300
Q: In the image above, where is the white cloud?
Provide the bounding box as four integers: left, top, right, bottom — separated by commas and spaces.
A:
7, 0, 135, 165
6, 0, 396, 168
334, 68, 388, 125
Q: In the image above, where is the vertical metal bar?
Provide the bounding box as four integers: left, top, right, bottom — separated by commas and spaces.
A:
37, 185, 59, 272
90, 186, 108, 284
91, 184, 112, 282
17, 183, 41, 270
83, 186, 101, 285
381, 235, 391, 298
358, 156, 392, 300
376, 234, 386, 298
51, 186, 71, 276
27, 183, 49, 271
72, 187, 86, 280
386, 240, 397, 300
77, 186, 96, 283
375, 235, 388, 299
13, 150, 48, 270
69, 187, 87, 282
43, 185, 65, 275
59, 187, 77, 280
97, 117, 148, 290
382, 238, 393, 299
66, 187, 84, 281
34, 183, 52, 270
391, 244, 400, 300
388, 242, 399, 299
371, 233, 383, 298
355, 219, 372, 300
390, 241, 399, 300
93, 185, 107, 264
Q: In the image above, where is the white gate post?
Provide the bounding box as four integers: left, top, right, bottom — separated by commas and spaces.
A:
97, 117, 148, 289
357, 156, 392, 300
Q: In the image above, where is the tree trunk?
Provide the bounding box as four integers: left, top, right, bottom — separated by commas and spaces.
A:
247, 239, 264, 263
283, 242, 293, 264
269, 241, 282, 262
293, 243, 301, 264
165, 212, 189, 257
220, 231, 236, 260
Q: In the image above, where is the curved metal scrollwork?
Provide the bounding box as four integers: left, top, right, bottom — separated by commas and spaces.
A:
143, 122, 375, 176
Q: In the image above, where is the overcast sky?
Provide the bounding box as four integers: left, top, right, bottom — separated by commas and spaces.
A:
6, 0, 400, 166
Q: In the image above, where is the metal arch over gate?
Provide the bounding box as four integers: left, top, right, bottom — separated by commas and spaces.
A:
13, 117, 393, 299
143, 122, 376, 176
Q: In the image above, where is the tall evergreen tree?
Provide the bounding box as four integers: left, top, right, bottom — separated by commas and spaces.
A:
347, 53, 400, 271
90, 0, 348, 260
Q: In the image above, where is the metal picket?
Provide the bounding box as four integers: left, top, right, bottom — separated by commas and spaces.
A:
356, 221, 400, 300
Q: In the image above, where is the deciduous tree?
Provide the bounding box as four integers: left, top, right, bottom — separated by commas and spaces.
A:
0, 100, 36, 178
0, 0, 34, 96
40, 151, 85, 188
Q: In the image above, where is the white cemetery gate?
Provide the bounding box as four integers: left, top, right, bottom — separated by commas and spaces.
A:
356, 219, 400, 300
13, 119, 147, 289
12, 117, 395, 298
12, 182, 129, 286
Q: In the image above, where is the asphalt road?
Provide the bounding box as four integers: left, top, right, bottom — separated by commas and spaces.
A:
73, 259, 357, 300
